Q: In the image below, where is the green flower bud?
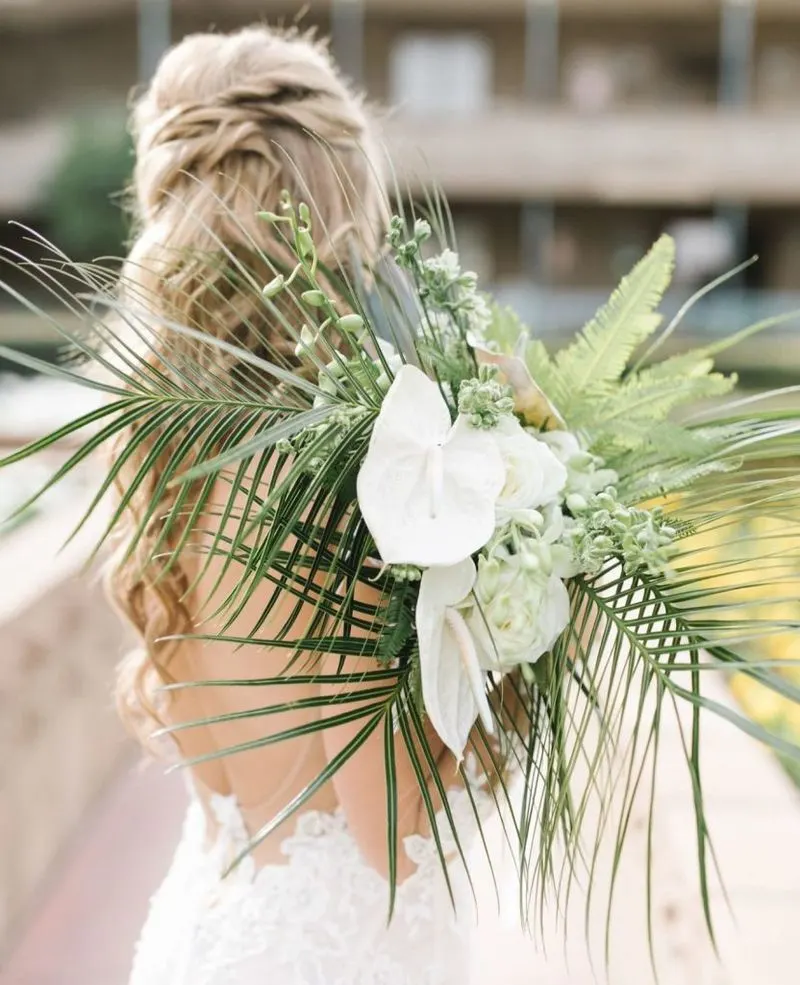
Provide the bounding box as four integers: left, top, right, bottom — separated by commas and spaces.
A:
479, 556, 502, 596
520, 551, 541, 572
302, 289, 328, 307
318, 373, 339, 396
387, 215, 405, 248
337, 313, 365, 335
457, 377, 514, 429
390, 564, 423, 583
294, 324, 316, 357
595, 492, 617, 510
262, 274, 286, 298
414, 218, 432, 243
566, 493, 588, 514
569, 452, 595, 472
518, 509, 545, 532
297, 228, 315, 259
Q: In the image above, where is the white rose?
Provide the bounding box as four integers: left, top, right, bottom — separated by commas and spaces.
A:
467, 542, 570, 671
493, 417, 568, 518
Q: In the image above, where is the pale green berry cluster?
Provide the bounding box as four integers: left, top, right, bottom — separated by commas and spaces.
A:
276, 405, 369, 470
389, 564, 423, 583
457, 373, 515, 429
565, 488, 678, 578
387, 217, 492, 338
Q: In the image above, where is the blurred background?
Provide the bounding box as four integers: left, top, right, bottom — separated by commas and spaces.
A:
0, 1, 799, 983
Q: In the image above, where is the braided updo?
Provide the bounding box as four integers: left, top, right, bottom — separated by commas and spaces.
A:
109, 26, 387, 741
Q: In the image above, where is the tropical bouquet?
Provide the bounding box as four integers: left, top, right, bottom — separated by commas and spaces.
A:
2, 192, 800, 949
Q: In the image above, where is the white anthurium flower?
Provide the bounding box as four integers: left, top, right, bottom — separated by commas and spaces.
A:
416, 559, 493, 762
357, 365, 505, 567
468, 538, 571, 672
492, 416, 568, 520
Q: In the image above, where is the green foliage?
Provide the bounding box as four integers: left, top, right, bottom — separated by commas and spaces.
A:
483, 238, 745, 483
549, 234, 676, 415
376, 581, 415, 665
0, 200, 799, 966
45, 106, 132, 260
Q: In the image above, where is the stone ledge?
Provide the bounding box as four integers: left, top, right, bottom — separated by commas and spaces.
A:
0, 499, 134, 954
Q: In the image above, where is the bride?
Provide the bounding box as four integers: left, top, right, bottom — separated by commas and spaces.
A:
115, 24, 495, 985
5, 16, 789, 985
91, 21, 761, 985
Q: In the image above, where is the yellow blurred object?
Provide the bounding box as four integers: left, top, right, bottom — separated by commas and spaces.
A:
680, 501, 800, 753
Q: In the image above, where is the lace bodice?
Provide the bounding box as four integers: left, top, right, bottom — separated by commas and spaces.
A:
129, 767, 490, 985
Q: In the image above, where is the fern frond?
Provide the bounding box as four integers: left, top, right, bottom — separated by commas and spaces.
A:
623, 458, 736, 504
485, 305, 527, 354
584, 371, 736, 456
484, 305, 562, 407
524, 337, 561, 406
550, 235, 676, 419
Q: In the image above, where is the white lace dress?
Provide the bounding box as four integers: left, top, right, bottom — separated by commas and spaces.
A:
128, 776, 490, 985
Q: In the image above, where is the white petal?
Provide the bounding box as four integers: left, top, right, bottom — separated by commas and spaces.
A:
539, 430, 582, 465
493, 417, 568, 513
417, 562, 489, 761
370, 363, 451, 449
552, 543, 581, 580
357, 370, 505, 567
541, 576, 571, 654
418, 557, 476, 609
445, 607, 494, 733
536, 443, 569, 504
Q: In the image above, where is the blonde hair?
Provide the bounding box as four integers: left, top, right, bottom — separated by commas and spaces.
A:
108, 25, 387, 741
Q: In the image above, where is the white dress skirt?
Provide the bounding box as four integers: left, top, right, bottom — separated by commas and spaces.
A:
128, 770, 491, 985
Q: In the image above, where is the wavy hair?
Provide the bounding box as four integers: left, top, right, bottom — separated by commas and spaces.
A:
107, 25, 387, 742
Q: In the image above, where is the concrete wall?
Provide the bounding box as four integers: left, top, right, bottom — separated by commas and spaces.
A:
0, 503, 134, 954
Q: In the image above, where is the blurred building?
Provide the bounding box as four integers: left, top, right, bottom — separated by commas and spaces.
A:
1, 0, 800, 335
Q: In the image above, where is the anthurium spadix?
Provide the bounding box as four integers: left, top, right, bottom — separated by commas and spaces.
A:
416, 559, 493, 761
356, 365, 505, 567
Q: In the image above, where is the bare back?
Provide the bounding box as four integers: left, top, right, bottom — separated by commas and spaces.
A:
164, 474, 456, 879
